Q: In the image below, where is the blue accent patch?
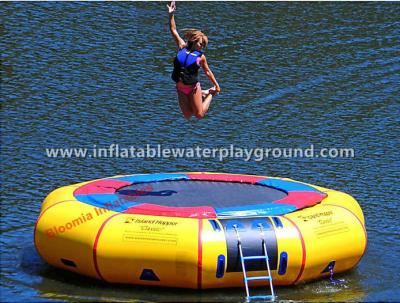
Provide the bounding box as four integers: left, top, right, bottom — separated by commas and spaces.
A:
322, 260, 336, 273
215, 203, 297, 218
109, 173, 189, 183
272, 217, 284, 229
216, 255, 225, 278
209, 220, 221, 232
75, 174, 189, 212
75, 194, 140, 212
278, 252, 288, 275
257, 178, 322, 193
140, 269, 160, 281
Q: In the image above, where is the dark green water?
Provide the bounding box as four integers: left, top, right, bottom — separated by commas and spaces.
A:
1, 2, 399, 302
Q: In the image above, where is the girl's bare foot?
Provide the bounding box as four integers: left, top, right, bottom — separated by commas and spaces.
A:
202, 86, 216, 98
209, 86, 218, 96
202, 88, 210, 98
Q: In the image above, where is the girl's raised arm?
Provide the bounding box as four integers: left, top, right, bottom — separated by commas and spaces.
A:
167, 1, 185, 49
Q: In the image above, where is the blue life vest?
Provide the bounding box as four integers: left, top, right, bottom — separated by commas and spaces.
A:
172, 48, 203, 85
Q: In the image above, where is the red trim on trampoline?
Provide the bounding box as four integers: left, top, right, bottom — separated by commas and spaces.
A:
276, 191, 326, 208
197, 219, 203, 289
123, 204, 217, 218
74, 179, 131, 195
283, 215, 306, 284
324, 204, 368, 265
93, 213, 121, 281
186, 173, 266, 184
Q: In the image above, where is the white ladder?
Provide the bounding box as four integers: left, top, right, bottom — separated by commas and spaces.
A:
233, 223, 275, 302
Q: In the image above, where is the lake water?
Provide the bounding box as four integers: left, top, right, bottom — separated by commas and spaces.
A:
1, 2, 399, 302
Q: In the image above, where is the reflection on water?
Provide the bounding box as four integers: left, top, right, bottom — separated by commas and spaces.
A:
1, 2, 399, 302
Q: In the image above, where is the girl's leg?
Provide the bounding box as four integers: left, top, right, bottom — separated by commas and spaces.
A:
202, 91, 213, 114
190, 86, 205, 119
190, 84, 213, 119
177, 91, 193, 119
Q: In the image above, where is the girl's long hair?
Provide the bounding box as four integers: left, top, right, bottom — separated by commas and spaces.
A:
182, 28, 208, 50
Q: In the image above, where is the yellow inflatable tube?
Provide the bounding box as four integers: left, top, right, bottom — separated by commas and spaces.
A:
34, 172, 367, 289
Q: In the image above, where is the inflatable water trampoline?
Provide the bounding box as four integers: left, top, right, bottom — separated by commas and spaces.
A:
35, 172, 366, 290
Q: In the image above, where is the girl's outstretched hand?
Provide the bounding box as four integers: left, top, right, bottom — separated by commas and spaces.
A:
167, 1, 176, 14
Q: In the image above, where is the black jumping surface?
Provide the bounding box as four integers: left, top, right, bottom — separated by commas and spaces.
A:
116, 180, 287, 207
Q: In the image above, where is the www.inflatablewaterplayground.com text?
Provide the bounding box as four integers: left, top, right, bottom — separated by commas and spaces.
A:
45, 144, 354, 161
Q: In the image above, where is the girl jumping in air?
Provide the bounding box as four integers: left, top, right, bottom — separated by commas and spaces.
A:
167, 1, 221, 119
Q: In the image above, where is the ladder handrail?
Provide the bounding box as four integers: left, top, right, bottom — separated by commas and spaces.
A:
233, 224, 250, 298
233, 223, 275, 302
258, 223, 275, 300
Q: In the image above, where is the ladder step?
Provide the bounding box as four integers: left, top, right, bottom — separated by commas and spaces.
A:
234, 227, 276, 301
248, 295, 274, 300
246, 276, 271, 281
243, 255, 268, 261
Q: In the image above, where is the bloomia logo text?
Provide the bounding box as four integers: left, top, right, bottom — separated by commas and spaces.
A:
45, 184, 152, 238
